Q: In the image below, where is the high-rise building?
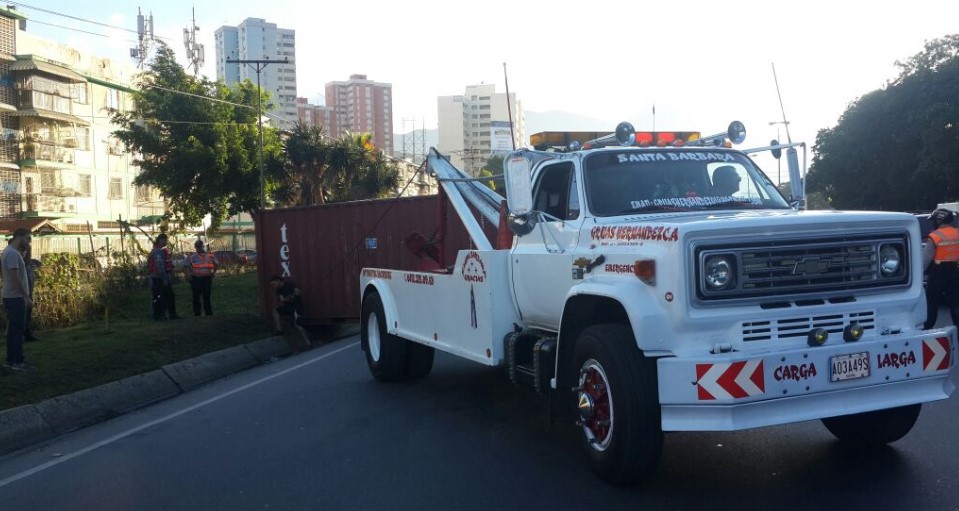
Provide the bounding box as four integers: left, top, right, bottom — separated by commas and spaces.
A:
325, 74, 393, 154
295, 97, 332, 135
437, 84, 524, 175
214, 18, 297, 127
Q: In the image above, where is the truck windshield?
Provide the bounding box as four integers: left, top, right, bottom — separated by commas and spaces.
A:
583, 149, 790, 216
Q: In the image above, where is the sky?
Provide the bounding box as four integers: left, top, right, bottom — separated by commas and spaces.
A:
13, 0, 959, 182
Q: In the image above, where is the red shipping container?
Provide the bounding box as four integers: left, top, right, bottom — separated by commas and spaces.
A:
256, 195, 497, 324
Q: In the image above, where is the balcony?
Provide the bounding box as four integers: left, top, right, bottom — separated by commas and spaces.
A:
21, 142, 76, 168
22, 193, 79, 218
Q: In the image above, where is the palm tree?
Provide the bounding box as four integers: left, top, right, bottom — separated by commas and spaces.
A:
280, 122, 334, 206
278, 126, 402, 206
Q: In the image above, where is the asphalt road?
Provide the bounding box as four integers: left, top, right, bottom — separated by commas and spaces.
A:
0, 335, 957, 511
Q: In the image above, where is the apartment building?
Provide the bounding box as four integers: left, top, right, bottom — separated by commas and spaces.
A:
437, 84, 524, 175
214, 18, 297, 127
295, 97, 332, 135
0, 8, 164, 233
325, 74, 393, 154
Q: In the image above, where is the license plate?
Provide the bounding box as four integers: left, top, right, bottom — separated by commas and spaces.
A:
830, 352, 871, 382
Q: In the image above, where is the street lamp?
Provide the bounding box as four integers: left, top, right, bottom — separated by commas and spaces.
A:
225, 55, 288, 208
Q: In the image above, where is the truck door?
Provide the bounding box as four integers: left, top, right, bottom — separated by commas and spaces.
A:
510, 161, 583, 329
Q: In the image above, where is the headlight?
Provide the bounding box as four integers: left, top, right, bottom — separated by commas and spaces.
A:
704, 255, 735, 290
879, 244, 901, 277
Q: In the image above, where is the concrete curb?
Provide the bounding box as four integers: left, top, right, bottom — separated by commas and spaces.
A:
0, 327, 355, 457
0, 405, 55, 456
245, 336, 293, 363
162, 345, 260, 391
34, 370, 181, 435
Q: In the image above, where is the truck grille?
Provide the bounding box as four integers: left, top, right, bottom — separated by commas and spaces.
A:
696, 235, 909, 301
743, 311, 875, 342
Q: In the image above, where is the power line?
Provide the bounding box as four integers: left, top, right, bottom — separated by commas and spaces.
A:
142, 83, 257, 111
28, 18, 138, 43
8, 0, 139, 34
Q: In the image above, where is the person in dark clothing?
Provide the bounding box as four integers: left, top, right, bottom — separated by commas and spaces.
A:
149, 233, 178, 320
3, 228, 33, 371
271, 275, 304, 332
21, 246, 39, 342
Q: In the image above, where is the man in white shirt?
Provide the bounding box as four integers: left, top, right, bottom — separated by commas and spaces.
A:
3, 228, 33, 371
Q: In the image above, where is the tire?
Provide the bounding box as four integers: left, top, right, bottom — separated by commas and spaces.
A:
821, 404, 921, 445
361, 292, 407, 382
571, 324, 663, 485
405, 342, 435, 379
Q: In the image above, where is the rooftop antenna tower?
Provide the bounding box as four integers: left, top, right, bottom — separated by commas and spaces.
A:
402, 118, 422, 162
130, 8, 155, 68
183, 7, 205, 75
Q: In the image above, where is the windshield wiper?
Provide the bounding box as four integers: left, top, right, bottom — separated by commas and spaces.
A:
699, 200, 767, 210
614, 204, 689, 215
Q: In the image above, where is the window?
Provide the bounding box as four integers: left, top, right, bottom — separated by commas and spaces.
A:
63, 128, 89, 150
40, 169, 58, 192
106, 89, 121, 110
135, 185, 152, 202
533, 162, 578, 220
108, 177, 123, 199
78, 174, 91, 197
31, 91, 71, 114
73, 83, 89, 104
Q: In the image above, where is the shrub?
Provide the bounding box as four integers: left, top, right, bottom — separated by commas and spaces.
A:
1, 252, 150, 331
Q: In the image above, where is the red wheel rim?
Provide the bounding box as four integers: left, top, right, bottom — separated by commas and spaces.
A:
578, 359, 614, 451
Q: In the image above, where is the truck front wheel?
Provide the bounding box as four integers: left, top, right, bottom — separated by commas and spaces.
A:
361, 292, 407, 382
571, 324, 663, 485
820, 404, 921, 445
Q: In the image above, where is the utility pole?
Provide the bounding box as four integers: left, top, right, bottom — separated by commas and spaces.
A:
183, 8, 204, 76
225, 56, 287, 208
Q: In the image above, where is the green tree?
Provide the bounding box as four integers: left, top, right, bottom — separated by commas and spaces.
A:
807, 34, 959, 211
111, 43, 283, 228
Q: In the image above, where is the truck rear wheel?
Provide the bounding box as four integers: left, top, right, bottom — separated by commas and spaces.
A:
405, 342, 435, 379
821, 404, 921, 445
571, 324, 662, 485
361, 292, 406, 382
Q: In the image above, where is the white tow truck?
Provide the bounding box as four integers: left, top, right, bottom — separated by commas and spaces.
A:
358, 122, 957, 484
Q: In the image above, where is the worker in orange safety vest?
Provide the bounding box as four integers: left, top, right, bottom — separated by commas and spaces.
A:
189, 239, 219, 316
923, 208, 959, 329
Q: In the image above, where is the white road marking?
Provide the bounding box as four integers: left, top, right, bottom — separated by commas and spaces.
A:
0, 341, 359, 489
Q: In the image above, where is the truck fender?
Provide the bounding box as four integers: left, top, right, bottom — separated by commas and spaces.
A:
560, 279, 667, 352
361, 281, 400, 342
549, 280, 666, 422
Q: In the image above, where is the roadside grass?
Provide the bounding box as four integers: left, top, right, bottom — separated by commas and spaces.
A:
0, 270, 274, 411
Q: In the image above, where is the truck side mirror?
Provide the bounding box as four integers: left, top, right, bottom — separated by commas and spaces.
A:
507, 212, 536, 236
770, 139, 782, 159
786, 147, 802, 202
505, 154, 533, 217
